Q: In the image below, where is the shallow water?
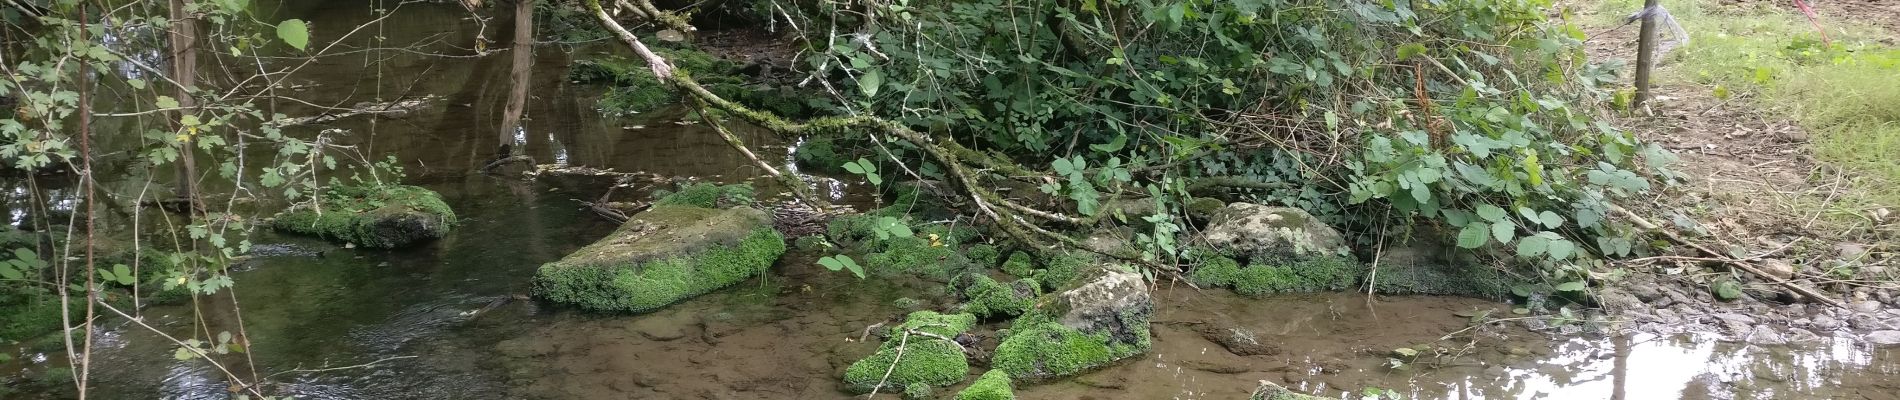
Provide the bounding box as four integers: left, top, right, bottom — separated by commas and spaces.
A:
4, 1, 1900, 399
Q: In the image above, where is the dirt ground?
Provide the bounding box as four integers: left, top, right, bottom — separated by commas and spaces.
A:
1571, 0, 1898, 338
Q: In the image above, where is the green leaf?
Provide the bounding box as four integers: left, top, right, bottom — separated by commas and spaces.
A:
276, 19, 309, 50
1546, 239, 1576, 260
1455, 223, 1489, 249
1089, 134, 1127, 153
857, 158, 877, 173
0, 266, 20, 280
1396, 43, 1428, 61
866, 173, 882, 186
174, 347, 195, 361
1491, 221, 1514, 244
113, 264, 134, 285
818, 255, 847, 271
1517, 207, 1540, 222
1476, 204, 1507, 222
1516, 235, 1549, 257
1556, 281, 1587, 291
842, 161, 865, 174
1538, 211, 1564, 229
1713, 280, 1743, 301
859, 69, 883, 97
1392, 348, 1419, 357
127, 79, 146, 90
13, 248, 36, 262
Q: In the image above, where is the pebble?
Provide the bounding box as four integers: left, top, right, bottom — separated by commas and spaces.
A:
1852, 300, 1883, 314
1812, 315, 1842, 330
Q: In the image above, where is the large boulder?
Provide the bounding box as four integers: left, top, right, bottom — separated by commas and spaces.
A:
992, 266, 1152, 381
271, 184, 456, 248
1197, 203, 1349, 259
532, 205, 785, 313
842, 311, 978, 393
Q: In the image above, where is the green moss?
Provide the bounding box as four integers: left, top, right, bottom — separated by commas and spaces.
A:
956, 369, 1015, 400
1035, 252, 1090, 290
0, 296, 70, 343
1001, 251, 1036, 278
1191, 255, 1363, 296
967, 244, 1000, 268
842, 311, 978, 393
793, 235, 833, 252
992, 321, 1133, 381
826, 213, 884, 247
957, 274, 1039, 319
903, 382, 933, 400
653, 182, 755, 208
865, 236, 967, 280
533, 206, 786, 313
271, 184, 457, 248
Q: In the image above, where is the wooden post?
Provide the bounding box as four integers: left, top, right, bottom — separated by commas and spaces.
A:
1631, 0, 1661, 110
167, 0, 201, 209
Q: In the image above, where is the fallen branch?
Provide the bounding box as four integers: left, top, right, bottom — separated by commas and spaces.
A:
1611, 205, 1844, 308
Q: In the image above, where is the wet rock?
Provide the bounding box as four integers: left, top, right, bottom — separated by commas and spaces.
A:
993, 266, 1153, 381
842, 311, 978, 393
1197, 203, 1349, 258
630, 313, 692, 341
532, 205, 785, 313
270, 184, 457, 248
1250, 382, 1327, 400
1080, 228, 1138, 256
1865, 330, 1900, 346
1713, 312, 1758, 325
1595, 289, 1645, 312
1758, 259, 1797, 280
1812, 314, 1842, 330
1201, 327, 1279, 356
1853, 301, 1884, 314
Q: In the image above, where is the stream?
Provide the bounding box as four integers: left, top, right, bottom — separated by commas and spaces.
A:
3, 1, 1898, 399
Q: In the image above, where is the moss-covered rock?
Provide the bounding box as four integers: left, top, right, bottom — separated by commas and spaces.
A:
842, 311, 978, 393
967, 244, 1000, 268
532, 205, 785, 313
1369, 263, 1519, 298
270, 184, 456, 249
956, 369, 1015, 400
1001, 251, 1036, 278
955, 274, 1039, 319
653, 182, 755, 208
1250, 382, 1327, 400
992, 267, 1151, 381
903, 382, 933, 400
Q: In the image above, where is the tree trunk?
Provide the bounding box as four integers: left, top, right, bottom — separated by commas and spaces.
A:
167, 0, 200, 208
496, 0, 535, 158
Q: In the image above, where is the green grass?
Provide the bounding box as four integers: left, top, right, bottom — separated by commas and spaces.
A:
1593, 0, 1900, 222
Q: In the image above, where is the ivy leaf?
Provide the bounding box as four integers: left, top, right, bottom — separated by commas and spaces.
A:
859, 69, 883, 97
1476, 204, 1507, 222
276, 19, 309, 50
1455, 223, 1489, 249
1491, 222, 1515, 244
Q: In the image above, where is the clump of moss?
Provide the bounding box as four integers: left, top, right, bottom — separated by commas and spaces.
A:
956, 369, 1016, 400
793, 235, 833, 252
533, 206, 786, 313
843, 311, 978, 393
1035, 252, 1090, 290
0, 296, 70, 343
653, 182, 755, 208
865, 236, 967, 280
967, 244, 1000, 268
903, 382, 933, 400
825, 213, 885, 248
956, 274, 1040, 319
991, 321, 1137, 381
1001, 251, 1036, 278
1189, 254, 1363, 296
271, 184, 457, 248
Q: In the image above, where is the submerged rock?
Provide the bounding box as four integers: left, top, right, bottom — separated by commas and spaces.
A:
1250, 381, 1326, 400
992, 266, 1152, 381
842, 311, 978, 393
270, 184, 456, 248
1186, 250, 1362, 296
955, 369, 1015, 400
1198, 203, 1349, 259
531, 205, 785, 313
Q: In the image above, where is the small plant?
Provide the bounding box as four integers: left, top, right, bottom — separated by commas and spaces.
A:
819, 255, 866, 279
842, 158, 882, 186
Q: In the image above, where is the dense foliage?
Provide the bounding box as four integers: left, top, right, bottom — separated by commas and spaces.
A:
762, 0, 1674, 281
